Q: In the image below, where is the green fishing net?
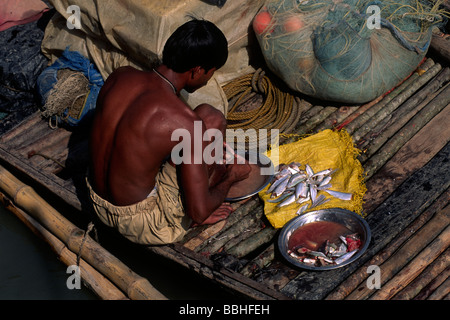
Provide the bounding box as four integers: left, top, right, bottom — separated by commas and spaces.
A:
253, 0, 446, 103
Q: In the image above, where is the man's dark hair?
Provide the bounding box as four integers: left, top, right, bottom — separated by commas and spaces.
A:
163, 19, 228, 73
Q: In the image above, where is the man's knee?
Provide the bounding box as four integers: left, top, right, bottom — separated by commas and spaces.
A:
194, 104, 226, 132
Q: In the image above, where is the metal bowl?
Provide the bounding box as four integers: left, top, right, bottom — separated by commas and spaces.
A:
225, 152, 274, 202
278, 208, 371, 271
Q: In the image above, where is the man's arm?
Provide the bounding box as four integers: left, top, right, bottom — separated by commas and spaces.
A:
176, 123, 250, 225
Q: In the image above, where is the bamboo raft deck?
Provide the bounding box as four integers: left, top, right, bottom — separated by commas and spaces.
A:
1, 45, 449, 300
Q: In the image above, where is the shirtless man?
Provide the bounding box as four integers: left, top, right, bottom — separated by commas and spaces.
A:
87, 20, 250, 245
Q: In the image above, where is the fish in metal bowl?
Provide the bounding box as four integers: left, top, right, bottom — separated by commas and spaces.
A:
278, 208, 371, 270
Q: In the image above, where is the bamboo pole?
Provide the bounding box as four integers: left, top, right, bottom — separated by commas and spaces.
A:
222, 220, 265, 252
357, 68, 450, 156
357, 81, 449, 152
197, 199, 262, 253
334, 94, 384, 131
183, 219, 227, 251
345, 205, 450, 300
0, 192, 128, 300
362, 86, 450, 179
391, 249, 449, 300
344, 58, 436, 135
226, 227, 277, 259
283, 106, 337, 144
325, 188, 449, 300
0, 164, 167, 300
240, 243, 275, 278
369, 224, 450, 300
427, 278, 450, 300
313, 105, 360, 132
179, 196, 244, 245
301, 106, 338, 135
414, 266, 450, 300
351, 64, 446, 143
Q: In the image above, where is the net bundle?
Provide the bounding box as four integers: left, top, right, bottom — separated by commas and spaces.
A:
253, 0, 446, 103
41, 69, 89, 127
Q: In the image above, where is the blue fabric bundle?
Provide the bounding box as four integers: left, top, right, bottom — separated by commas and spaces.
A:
37, 47, 104, 127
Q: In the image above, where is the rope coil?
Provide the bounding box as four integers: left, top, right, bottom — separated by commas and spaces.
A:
223, 68, 304, 146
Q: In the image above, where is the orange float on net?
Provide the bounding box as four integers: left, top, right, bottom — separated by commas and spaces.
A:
284, 15, 305, 33
253, 11, 275, 35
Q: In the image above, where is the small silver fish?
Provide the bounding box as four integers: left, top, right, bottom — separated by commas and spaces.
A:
310, 184, 317, 203
317, 183, 332, 190
312, 168, 337, 178
272, 175, 290, 196
296, 196, 310, 205
267, 191, 293, 203
325, 189, 353, 201
319, 176, 332, 187
302, 258, 316, 265
278, 193, 296, 207
296, 203, 309, 215
288, 162, 302, 172
296, 181, 309, 199
305, 164, 314, 177
334, 250, 358, 264
307, 251, 328, 258
287, 173, 307, 188
331, 243, 348, 257
311, 194, 330, 208
266, 174, 286, 194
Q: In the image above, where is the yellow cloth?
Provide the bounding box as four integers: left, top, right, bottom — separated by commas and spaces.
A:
259, 129, 366, 229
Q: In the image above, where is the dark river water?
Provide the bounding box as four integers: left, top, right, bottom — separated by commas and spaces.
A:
0, 204, 236, 300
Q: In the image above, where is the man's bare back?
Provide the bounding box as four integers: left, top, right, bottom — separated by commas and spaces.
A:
90, 66, 189, 204
89, 66, 250, 225
89, 19, 251, 237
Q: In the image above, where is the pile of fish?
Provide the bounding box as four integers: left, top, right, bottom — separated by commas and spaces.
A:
266, 162, 352, 215
288, 233, 362, 267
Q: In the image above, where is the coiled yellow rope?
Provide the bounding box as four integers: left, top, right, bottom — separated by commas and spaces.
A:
223, 68, 303, 146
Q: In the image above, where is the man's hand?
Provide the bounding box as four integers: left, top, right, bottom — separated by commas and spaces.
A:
226, 162, 251, 183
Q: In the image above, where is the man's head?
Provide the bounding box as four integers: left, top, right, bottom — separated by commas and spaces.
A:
163, 19, 228, 91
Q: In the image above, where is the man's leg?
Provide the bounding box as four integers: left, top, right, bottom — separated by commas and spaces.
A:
193, 104, 233, 222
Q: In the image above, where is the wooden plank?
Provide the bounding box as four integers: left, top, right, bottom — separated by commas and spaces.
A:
147, 243, 290, 300
414, 266, 450, 300
313, 105, 360, 132
252, 260, 300, 292
362, 102, 450, 214
369, 224, 450, 300
15, 127, 70, 156
353, 65, 448, 145
2, 116, 53, 151
0, 113, 42, 142
430, 32, 450, 64
392, 249, 449, 300
280, 142, 450, 300
426, 277, 450, 300
0, 146, 82, 211
362, 85, 450, 179
345, 204, 449, 300
325, 188, 449, 300
240, 243, 276, 277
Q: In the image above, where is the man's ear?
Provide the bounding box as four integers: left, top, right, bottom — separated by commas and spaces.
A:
190, 66, 204, 79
